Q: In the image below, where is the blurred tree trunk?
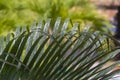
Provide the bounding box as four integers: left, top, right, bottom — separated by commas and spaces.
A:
114, 6, 120, 60
97, 4, 120, 60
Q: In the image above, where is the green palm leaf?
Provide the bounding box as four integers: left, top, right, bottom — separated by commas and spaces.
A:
0, 17, 120, 80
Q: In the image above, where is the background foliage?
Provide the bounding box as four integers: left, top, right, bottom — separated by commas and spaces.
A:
0, 0, 111, 36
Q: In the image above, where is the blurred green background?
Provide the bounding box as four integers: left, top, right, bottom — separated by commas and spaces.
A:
0, 0, 112, 36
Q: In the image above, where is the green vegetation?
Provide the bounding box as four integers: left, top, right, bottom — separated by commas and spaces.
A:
0, 18, 119, 80
0, 0, 110, 36
0, 0, 119, 79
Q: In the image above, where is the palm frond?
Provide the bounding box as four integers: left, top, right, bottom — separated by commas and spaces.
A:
0, 17, 120, 80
